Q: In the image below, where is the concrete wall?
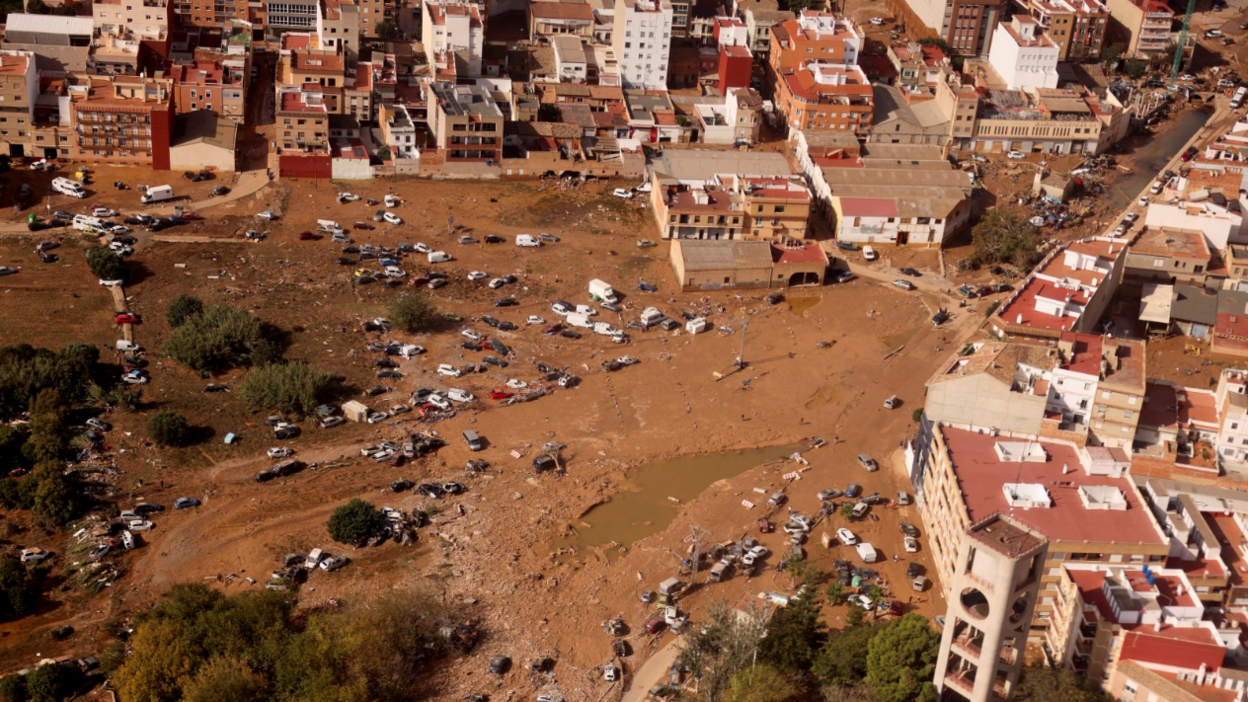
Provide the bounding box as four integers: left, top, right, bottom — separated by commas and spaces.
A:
169, 142, 235, 172
925, 374, 1047, 436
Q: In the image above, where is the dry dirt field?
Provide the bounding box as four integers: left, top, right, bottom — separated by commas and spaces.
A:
0, 173, 982, 699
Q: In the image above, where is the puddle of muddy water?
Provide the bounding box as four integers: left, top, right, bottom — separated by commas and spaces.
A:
552, 443, 807, 557
786, 297, 820, 316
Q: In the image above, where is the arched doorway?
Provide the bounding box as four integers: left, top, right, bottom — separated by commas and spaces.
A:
788, 272, 820, 287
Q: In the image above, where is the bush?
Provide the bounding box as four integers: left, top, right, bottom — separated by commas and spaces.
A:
389, 293, 438, 334
30, 463, 77, 529
0, 674, 25, 702
327, 499, 384, 546
147, 410, 189, 447
0, 555, 37, 621
161, 305, 280, 374
0, 344, 103, 420
167, 294, 205, 328
240, 363, 335, 417
85, 245, 127, 281
23, 664, 81, 702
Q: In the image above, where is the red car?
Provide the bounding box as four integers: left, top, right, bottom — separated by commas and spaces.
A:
758, 518, 774, 534
489, 389, 513, 400
114, 313, 140, 324
298, 231, 318, 240
181, 212, 204, 221
543, 323, 563, 335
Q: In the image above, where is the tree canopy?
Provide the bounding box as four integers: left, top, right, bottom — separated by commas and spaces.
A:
167, 294, 205, 328
86, 245, 127, 281
240, 363, 336, 417
327, 500, 384, 546
865, 614, 940, 702
161, 304, 280, 374
147, 410, 190, 447
967, 209, 1043, 270
388, 293, 438, 334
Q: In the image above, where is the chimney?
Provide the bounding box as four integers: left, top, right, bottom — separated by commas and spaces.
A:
1062, 463, 1070, 474
1017, 314, 1023, 323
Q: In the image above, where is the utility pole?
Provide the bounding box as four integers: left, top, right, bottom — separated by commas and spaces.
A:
735, 321, 749, 369
687, 524, 710, 585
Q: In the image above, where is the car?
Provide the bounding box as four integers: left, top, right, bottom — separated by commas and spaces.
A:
913, 575, 929, 592
604, 662, 620, 682
484, 234, 505, 244
256, 211, 277, 220
612, 188, 634, 199
437, 363, 462, 378
85, 418, 112, 432
488, 277, 508, 289
538, 232, 560, 243
267, 447, 295, 459
835, 270, 856, 283
172, 497, 201, 510
320, 416, 345, 429
1225, 37, 1236, 45
527, 315, 545, 325
489, 655, 511, 675
836, 528, 858, 545
383, 212, 403, 225
904, 536, 919, 553
883, 395, 899, 409
427, 279, 447, 290
504, 379, 528, 390
897, 491, 912, 506
845, 483, 862, 498
457, 235, 479, 245
54, 210, 74, 220
467, 270, 488, 281
127, 519, 155, 532
121, 370, 149, 385
461, 329, 484, 342
899, 267, 921, 277
377, 369, 402, 380
19, 547, 51, 563
448, 388, 475, 403
901, 522, 920, 538
1180, 74, 1197, 82
638, 281, 658, 293
892, 279, 915, 291
1007, 150, 1025, 159
320, 555, 350, 571
338, 192, 360, 203
494, 297, 518, 307
1181, 146, 1199, 162
869, 16, 883, 25
561, 329, 582, 339
489, 389, 513, 400
857, 454, 878, 472
855, 542, 878, 563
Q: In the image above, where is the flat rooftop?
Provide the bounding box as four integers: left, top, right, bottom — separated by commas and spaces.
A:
940, 426, 1165, 547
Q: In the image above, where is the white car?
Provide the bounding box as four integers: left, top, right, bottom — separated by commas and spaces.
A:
256, 211, 277, 220
267, 447, 294, 459
19, 548, 51, 563
338, 192, 360, 202
437, 363, 462, 378
1007, 150, 1026, 160
399, 344, 425, 359
527, 315, 545, 325
575, 304, 598, 316
851, 594, 873, 609
855, 542, 878, 563
868, 17, 883, 25
383, 212, 403, 225
749, 545, 768, 559
836, 528, 858, 546
1138, 197, 1149, 207
99, 278, 124, 287
488, 278, 507, 289
127, 519, 155, 532
468, 271, 488, 281
593, 322, 620, 336
1124, 212, 1139, 222
504, 379, 528, 389
904, 536, 919, 553
366, 412, 388, 424
414, 242, 432, 254
92, 207, 117, 217
447, 388, 475, 403
384, 194, 399, 208
461, 329, 484, 342
515, 234, 542, 247
425, 394, 451, 410
612, 188, 634, 199
604, 662, 620, 682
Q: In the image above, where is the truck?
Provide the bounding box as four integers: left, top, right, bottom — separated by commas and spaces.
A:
140, 185, 174, 204
565, 312, 594, 329
589, 278, 618, 303
52, 177, 86, 199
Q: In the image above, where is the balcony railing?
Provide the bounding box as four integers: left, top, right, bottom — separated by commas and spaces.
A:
945, 673, 975, 694
953, 634, 984, 658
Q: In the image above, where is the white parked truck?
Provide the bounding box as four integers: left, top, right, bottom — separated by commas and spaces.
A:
141, 185, 174, 204
589, 278, 618, 303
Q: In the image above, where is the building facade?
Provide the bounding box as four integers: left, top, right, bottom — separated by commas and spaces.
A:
69, 74, 174, 169
612, 0, 672, 89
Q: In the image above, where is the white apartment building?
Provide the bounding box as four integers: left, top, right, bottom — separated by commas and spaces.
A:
1145, 201, 1243, 251
612, 0, 672, 90
266, 0, 319, 31
1045, 335, 1101, 432
987, 15, 1059, 90
422, 0, 485, 78
1216, 369, 1248, 466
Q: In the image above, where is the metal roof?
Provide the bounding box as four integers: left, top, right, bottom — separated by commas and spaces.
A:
676, 239, 773, 271
6, 13, 93, 35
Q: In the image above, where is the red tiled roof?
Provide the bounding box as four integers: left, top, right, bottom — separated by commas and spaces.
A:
772, 243, 828, 265
1120, 626, 1223, 672
530, 0, 593, 21
1059, 332, 1103, 375
1215, 312, 1248, 352
839, 197, 896, 217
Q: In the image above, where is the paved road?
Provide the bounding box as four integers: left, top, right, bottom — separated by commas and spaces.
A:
620, 636, 682, 702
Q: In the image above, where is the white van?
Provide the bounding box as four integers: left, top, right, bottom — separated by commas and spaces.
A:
515, 234, 541, 247
73, 214, 106, 232
566, 312, 593, 329
304, 548, 324, 569
593, 322, 619, 336
52, 177, 86, 198
140, 185, 174, 204
855, 542, 878, 563
316, 218, 343, 233
589, 278, 618, 303
1233, 87, 1247, 109
427, 251, 452, 263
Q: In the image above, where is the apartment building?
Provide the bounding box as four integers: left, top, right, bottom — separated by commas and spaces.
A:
276, 86, 329, 153
185, 0, 253, 28
3, 14, 94, 72
380, 102, 420, 160
172, 59, 247, 122
530, 0, 595, 41
741, 6, 795, 63
774, 63, 873, 134
1087, 336, 1146, 450
318, 0, 360, 65
92, 0, 173, 73
423, 0, 485, 78
767, 11, 861, 77
1146, 169, 1245, 252
356, 0, 385, 37
908, 424, 1169, 651
924, 340, 1055, 436
1018, 0, 1109, 61
899, 0, 1004, 56
0, 51, 37, 159
1104, 0, 1173, 57
992, 238, 1128, 341
888, 41, 950, 96
653, 175, 812, 240
987, 15, 1059, 90
426, 81, 503, 162
1124, 228, 1212, 286
612, 0, 672, 90
266, 0, 319, 34
68, 73, 174, 169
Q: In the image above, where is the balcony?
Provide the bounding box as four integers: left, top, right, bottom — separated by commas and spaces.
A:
945, 673, 975, 695
952, 634, 984, 658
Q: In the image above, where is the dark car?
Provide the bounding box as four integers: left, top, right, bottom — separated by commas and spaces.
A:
204, 383, 229, 392
483, 355, 508, 368
484, 235, 505, 244
497, 320, 518, 331
364, 385, 388, 396
418, 483, 445, 498
907, 562, 924, 579
638, 281, 659, 292
211, 185, 230, 196
482, 315, 504, 329
391, 479, 414, 492
488, 656, 510, 675
560, 329, 582, 339
900, 522, 920, 538
336, 257, 354, 266
374, 358, 398, 368
1181, 146, 1199, 162
488, 339, 510, 356
992, 283, 1013, 293
494, 297, 518, 307
353, 222, 375, 231
844, 483, 863, 498
899, 267, 921, 277
533, 454, 558, 472
377, 370, 402, 379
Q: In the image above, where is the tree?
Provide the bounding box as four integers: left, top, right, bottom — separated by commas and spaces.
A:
0, 425, 28, 477
23, 664, 81, 702
147, 410, 190, 447
31, 463, 77, 529
22, 390, 68, 466
538, 104, 562, 122
1149, 42, 1179, 72
1015, 665, 1112, 702
388, 293, 438, 334
375, 144, 392, 162
1100, 45, 1123, 73
240, 363, 336, 417
967, 209, 1042, 270
760, 589, 824, 673
0, 674, 25, 702
814, 624, 880, 687
677, 600, 770, 702
821, 684, 879, 702
327, 499, 383, 546
865, 614, 940, 702
167, 295, 205, 328
729, 664, 802, 702
85, 245, 127, 281
0, 555, 37, 620
376, 19, 398, 40
840, 503, 855, 520
181, 657, 269, 702
825, 582, 848, 606
161, 304, 280, 374
1125, 59, 1147, 80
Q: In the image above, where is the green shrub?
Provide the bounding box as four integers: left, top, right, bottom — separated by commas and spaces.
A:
147, 410, 189, 447
240, 363, 335, 417
389, 292, 438, 334
327, 499, 383, 546
85, 245, 127, 281
161, 305, 279, 374
167, 294, 205, 328
0, 555, 37, 621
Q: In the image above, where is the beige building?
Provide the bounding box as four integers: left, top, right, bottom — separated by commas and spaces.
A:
169, 110, 238, 171
1086, 337, 1146, 451
276, 87, 329, 153
924, 341, 1053, 436
1103, 0, 1173, 57
0, 51, 37, 158
426, 81, 504, 162
670, 239, 827, 291
1124, 227, 1212, 286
